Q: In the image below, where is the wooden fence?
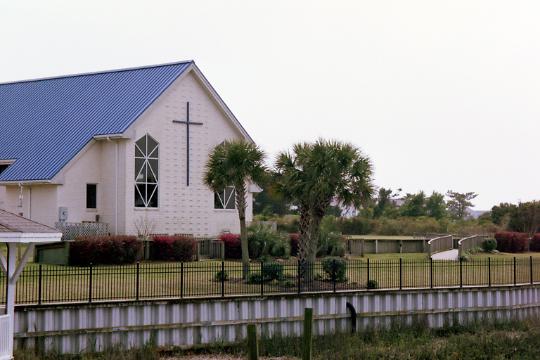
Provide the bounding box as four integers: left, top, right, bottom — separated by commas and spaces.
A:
196, 238, 224, 259
458, 235, 486, 257
427, 235, 453, 256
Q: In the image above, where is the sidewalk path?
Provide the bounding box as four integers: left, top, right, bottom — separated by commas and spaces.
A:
431, 249, 459, 261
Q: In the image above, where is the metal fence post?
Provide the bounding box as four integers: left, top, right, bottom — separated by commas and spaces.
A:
88, 263, 93, 303
37, 264, 43, 305
221, 260, 225, 298
530, 256, 533, 285
260, 261, 264, 297
488, 257, 491, 287
332, 262, 337, 293
459, 257, 463, 288
367, 258, 370, 285
399, 258, 402, 290
430, 257, 433, 289
513, 257, 516, 286
180, 262, 184, 298
297, 260, 301, 294
135, 262, 140, 301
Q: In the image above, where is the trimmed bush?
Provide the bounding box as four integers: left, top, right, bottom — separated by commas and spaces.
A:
494, 232, 530, 253
214, 270, 229, 282
69, 235, 142, 266
151, 235, 196, 262
247, 272, 263, 284
262, 262, 284, 281
289, 233, 300, 257
321, 257, 347, 282
482, 238, 497, 252
529, 234, 540, 252
220, 233, 242, 259
367, 279, 378, 289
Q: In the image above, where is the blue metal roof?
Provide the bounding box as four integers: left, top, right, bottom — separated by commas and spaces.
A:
0, 61, 192, 182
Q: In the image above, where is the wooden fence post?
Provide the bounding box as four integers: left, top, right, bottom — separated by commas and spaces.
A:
247, 324, 259, 360
302, 308, 313, 360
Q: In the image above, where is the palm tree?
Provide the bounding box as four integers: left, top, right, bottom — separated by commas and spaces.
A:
275, 139, 374, 278
204, 140, 267, 278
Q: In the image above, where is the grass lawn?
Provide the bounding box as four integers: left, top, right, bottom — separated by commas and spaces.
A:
471, 251, 540, 259
350, 252, 429, 260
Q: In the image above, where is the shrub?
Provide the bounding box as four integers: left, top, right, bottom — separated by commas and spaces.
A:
482, 238, 497, 252
247, 272, 263, 284
151, 235, 196, 261
338, 217, 374, 235
318, 232, 346, 257
374, 217, 443, 236
366, 279, 378, 289
459, 253, 471, 262
220, 233, 242, 259
495, 232, 529, 253
321, 257, 347, 282
530, 234, 540, 252
69, 235, 142, 266
262, 262, 284, 281
275, 215, 300, 233
280, 279, 295, 288
248, 224, 290, 259
289, 233, 300, 256
214, 270, 229, 282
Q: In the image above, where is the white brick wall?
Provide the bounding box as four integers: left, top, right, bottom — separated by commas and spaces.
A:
122, 70, 252, 236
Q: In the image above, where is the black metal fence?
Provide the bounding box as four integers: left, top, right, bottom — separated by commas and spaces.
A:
1, 257, 540, 306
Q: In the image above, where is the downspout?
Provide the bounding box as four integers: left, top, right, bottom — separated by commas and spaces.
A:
107, 136, 119, 235
28, 186, 32, 219
115, 140, 119, 235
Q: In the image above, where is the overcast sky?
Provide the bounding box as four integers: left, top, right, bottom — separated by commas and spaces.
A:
1, 1, 538, 209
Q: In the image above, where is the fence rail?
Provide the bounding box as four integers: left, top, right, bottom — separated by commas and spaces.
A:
428, 235, 453, 255
1, 257, 540, 306
458, 235, 486, 257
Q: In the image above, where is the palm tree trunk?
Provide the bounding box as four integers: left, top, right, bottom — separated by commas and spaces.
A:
298, 208, 317, 282
236, 184, 250, 279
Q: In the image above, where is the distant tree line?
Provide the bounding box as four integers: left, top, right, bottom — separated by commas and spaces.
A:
490, 201, 540, 236
256, 184, 479, 222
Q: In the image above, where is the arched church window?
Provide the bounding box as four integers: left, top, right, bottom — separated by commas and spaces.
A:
134, 134, 159, 208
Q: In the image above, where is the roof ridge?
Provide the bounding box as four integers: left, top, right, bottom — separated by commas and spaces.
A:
0, 60, 194, 87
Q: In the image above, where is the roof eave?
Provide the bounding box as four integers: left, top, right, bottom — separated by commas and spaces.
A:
0, 232, 63, 244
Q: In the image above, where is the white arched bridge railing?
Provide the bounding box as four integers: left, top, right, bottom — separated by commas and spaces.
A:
427, 235, 453, 256
458, 235, 486, 258
0, 314, 12, 360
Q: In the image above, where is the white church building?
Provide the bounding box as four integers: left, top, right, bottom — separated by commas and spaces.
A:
0, 61, 257, 237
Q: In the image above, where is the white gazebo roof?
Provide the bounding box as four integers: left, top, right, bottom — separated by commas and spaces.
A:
0, 209, 62, 244
0, 210, 63, 359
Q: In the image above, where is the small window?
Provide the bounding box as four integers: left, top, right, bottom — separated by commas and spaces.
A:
86, 184, 97, 209
0, 164, 9, 175
214, 186, 236, 209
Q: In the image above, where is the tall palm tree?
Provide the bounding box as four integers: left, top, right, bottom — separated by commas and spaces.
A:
275, 139, 374, 278
204, 140, 267, 278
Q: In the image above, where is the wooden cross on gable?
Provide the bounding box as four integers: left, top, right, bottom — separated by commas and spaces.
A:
173, 102, 203, 186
